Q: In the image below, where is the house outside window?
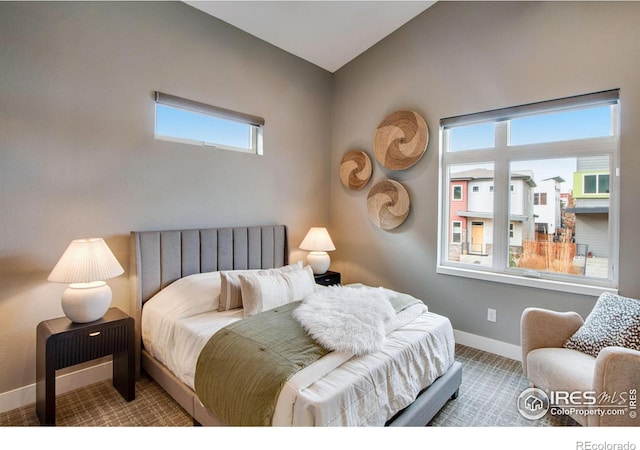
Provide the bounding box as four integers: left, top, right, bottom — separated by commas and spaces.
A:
438, 90, 620, 295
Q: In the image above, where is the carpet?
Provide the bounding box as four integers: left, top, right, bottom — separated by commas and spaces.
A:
0, 373, 192, 427
429, 345, 578, 426
0, 344, 578, 427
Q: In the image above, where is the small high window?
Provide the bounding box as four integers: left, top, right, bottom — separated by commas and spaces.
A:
154, 92, 264, 155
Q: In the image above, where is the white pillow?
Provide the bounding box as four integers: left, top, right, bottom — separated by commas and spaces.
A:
143, 271, 221, 318
219, 261, 303, 311
141, 272, 221, 358
239, 265, 315, 317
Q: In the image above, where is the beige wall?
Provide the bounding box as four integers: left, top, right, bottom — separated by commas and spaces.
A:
0, 2, 332, 395
330, 1, 640, 344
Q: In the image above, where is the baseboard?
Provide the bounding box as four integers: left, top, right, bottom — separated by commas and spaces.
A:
454, 329, 522, 362
0, 361, 112, 414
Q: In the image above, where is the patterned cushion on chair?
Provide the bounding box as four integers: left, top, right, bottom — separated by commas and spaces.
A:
563, 292, 640, 358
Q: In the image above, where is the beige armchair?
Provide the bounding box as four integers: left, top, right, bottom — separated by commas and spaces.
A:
521, 307, 640, 426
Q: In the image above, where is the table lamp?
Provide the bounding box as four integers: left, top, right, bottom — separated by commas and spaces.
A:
48, 238, 124, 323
299, 227, 336, 275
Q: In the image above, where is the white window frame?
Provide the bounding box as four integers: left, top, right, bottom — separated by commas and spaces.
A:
437, 90, 620, 296
583, 173, 610, 195
154, 92, 264, 155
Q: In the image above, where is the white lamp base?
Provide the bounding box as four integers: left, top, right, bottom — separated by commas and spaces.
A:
61, 281, 112, 323
307, 251, 330, 275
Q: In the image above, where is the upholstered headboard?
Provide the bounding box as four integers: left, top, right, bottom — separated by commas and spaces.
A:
129, 225, 289, 372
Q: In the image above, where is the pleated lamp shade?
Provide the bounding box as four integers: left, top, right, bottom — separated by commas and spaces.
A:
48, 238, 124, 283
48, 238, 124, 323
299, 227, 336, 252
300, 227, 335, 275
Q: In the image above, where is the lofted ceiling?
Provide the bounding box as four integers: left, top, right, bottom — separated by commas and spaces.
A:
184, 1, 436, 73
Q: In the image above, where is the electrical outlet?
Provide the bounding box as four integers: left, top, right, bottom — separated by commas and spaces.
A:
487, 308, 497, 322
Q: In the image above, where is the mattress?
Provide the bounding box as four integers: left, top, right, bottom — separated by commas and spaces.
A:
141, 272, 456, 426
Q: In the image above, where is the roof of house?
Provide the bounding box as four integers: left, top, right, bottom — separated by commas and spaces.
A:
450, 168, 537, 186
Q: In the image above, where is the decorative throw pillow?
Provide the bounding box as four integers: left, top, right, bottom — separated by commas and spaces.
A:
563, 292, 640, 357
239, 265, 315, 317
218, 261, 303, 311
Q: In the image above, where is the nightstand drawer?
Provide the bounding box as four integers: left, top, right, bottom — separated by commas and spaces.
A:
314, 271, 341, 286
52, 324, 130, 369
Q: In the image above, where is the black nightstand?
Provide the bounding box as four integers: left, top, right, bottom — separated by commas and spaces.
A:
314, 270, 341, 286
36, 307, 135, 425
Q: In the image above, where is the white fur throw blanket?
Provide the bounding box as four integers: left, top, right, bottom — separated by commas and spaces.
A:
292, 285, 399, 355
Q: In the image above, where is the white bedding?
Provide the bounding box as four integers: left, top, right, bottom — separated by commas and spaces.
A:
141, 273, 456, 426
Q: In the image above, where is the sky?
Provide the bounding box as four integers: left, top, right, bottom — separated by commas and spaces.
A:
449, 105, 614, 192
449, 105, 612, 151
155, 104, 252, 149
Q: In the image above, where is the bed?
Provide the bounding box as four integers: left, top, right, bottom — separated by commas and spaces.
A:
129, 224, 462, 426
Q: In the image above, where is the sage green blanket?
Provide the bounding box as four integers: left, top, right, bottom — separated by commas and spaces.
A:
194, 285, 423, 426
194, 301, 328, 426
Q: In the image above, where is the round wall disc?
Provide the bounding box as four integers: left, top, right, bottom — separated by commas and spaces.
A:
367, 179, 410, 230
339, 150, 372, 190
373, 110, 428, 170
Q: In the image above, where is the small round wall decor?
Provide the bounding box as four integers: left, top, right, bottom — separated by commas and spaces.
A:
373, 110, 428, 170
367, 179, 411, 230
339, 150, 372, 190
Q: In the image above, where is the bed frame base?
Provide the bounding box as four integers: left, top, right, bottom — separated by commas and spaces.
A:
143, 349, 462, 427
386, 361, 462, 426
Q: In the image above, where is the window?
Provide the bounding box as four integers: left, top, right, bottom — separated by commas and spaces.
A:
154, 92, 264, 155
452, 185, 463, 201
583, 174, 610, 194
534, 193, 547, 205
448, 122, 495, 152
438, 90, 620, 294
452, 221, 462, 243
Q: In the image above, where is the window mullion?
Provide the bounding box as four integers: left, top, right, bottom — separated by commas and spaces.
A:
492, 122, 510, 272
